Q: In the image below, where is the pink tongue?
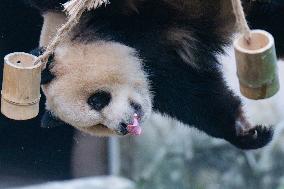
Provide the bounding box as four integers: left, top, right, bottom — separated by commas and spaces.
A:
127, 114, 142, 136
127, 125, 142, 136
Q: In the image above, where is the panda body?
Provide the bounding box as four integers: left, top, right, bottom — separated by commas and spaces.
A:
25, 0, 282, 149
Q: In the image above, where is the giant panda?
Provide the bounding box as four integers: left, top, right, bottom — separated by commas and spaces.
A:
23, 0, 284, 149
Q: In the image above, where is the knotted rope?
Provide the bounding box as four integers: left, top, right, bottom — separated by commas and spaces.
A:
34, 0, 109, 66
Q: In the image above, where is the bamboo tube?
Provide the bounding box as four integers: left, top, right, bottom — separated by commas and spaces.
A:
234, 30, 280, 100
1, 52, 42, 120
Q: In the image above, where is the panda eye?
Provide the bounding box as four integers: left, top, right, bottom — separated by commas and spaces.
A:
87, 91, 112, 111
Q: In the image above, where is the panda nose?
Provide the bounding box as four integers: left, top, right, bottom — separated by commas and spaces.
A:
88, 91, 112, 111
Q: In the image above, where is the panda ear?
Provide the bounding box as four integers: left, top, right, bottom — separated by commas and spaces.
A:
41, 111, 66, 128
30, 47, 55, 84
30, 47, 45, 57
41, 54, 56, 85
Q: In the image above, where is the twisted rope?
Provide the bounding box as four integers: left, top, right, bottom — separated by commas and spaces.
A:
231, 0, 252, 42
34, 0, 109, 66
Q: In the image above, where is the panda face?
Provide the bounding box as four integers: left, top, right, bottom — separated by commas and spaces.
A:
41, 40, 152, 136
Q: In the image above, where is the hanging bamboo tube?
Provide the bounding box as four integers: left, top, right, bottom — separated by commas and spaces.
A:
234, 30, 280, 100
1, 52, 42, 120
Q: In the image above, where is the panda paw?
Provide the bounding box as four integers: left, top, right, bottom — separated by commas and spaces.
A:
231, 125, 274, 150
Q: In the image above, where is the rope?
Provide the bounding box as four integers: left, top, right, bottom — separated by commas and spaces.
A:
34, 0, 109, 66
231, 0, 252, 43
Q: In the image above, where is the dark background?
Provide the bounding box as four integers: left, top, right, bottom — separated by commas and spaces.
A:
0, 1, 74, 187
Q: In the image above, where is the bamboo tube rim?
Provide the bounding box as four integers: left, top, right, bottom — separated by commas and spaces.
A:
234, 30, 274, 55
4, 52, 42, 69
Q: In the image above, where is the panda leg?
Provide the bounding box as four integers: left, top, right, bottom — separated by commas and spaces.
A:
222, 109, 273, 150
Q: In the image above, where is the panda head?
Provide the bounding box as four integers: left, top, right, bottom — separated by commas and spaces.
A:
41, 39, 152, 136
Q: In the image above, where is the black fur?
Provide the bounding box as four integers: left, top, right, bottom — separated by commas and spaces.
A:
41, 111, 67, 128
41, 55, 56, 85
30, 48, 55, 84
25, 0, 281, 149
88, 91, 112, 111
232, 125, 273, 149
30, 47, 45, 56
24, 0, 66, 12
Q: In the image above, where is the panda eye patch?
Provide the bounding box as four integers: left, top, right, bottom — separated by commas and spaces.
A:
87, 91, 112, 111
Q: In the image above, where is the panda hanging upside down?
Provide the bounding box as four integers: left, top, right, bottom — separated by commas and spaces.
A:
24, 0, 284, 149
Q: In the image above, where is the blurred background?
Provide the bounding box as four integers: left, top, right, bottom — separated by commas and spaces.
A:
0, 1, 284, 189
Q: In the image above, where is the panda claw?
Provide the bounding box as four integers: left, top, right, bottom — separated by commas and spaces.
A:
229, 125, 273, 150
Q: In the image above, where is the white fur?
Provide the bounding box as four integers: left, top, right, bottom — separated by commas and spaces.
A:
42, 40, 152, 136
39, 12, 152, 136
40, 12, 67, 47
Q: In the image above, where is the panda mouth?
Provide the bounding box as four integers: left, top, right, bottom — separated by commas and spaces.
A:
88, 114, 142, 136
89, 123, 128, 135
93, 123, 129, 136
117, 114, 142, 136
89, 124, 106, 129
100, 124, 109, 129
